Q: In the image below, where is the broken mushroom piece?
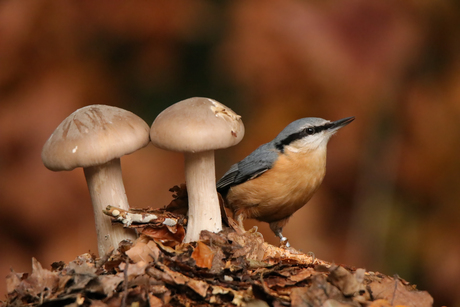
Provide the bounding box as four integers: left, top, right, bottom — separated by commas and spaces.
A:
41, 105, 150, 256
150, 97, 245, 242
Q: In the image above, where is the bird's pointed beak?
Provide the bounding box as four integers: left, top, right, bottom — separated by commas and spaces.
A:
329, 116, 355, 131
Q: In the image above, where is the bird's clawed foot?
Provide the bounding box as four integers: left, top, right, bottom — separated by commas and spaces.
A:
274, 228, 290, 248
279, 236, 290, 248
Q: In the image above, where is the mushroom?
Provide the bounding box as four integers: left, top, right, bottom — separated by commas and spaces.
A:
150, 97, 244, 242
41, 105, 150, 256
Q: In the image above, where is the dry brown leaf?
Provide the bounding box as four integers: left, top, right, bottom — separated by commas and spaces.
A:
209, 245, 226, 273
211, 285, 247, 306
126, 238, 160, 263
328, 265, 365, 297
153, 239, 177, 254
291, 275, 345, 307
165, 184, 188, 215
186, 278, 209, 297
90, 300, 110, 307
86, 274, 124, 298
368, 276, 433, 307
25, 258, 60, 298
262, 243, 324, 266
158, 264, 189, 285
199, 229, 229, 246
367, 299, 393, 307
153, 263, 209, 298
322, 299, 357, 306
5, 270, 23, 294
119, 261, 148, 278
148, 292, 164, 307
141, 225, 185, 245
228, 229, 265, 261
67, 259, 97, 275
191, 241, 214, 269
265, 275, 297, 288
290, 268, 315, 283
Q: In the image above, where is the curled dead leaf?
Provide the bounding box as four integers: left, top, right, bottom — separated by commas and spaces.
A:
125, 236, 160, 263
328, 265, 366, 297
367, 275, 433, 307
191, 241, 214, 269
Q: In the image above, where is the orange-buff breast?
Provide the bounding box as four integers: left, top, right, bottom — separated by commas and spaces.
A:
226, 148, 327, 223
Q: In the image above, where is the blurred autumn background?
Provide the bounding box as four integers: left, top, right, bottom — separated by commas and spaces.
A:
1, 0, 459, 305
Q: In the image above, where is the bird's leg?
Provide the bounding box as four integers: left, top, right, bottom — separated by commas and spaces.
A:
270, 222, 290, 248
276, 230, 290, 248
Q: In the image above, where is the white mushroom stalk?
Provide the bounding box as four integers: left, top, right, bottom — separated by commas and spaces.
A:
184, 150, 221, 242
150, 97, 245, 243
42, 105, 150, 256
84, 158, 135, 255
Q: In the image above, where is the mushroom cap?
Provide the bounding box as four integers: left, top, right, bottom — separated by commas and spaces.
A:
150, 97, 245, 153
42, 105, 150, 171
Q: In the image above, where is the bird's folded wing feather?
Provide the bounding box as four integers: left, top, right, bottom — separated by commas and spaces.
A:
217, 144, 278, 191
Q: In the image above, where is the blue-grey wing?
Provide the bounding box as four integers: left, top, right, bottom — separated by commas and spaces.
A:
216, 163, 240, 190
217, 144, 278, 193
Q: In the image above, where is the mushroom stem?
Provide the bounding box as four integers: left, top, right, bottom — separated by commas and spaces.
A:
83, 158, 137, 255
183, 150, 222, 242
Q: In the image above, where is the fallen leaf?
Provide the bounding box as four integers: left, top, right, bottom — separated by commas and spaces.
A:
191, 241, 214, 269
141, 225, 185, 245
148, 292, 164, 307
165, 184, 188, 215
368, 299, 393, 307
291, 275, 345, 307
186, 278, 209, 297
126, 237, 160, 263
27, 258, 59, 298
86, 274, 123, 297
322, 299, 357, 307
328, 265, 365, 297
228, 229, 265, 261
5, 270, 23, 294
290, 268, 315, 283
119, 261, 148, 278
156, 264, 189, 285
368, 276, 433, 307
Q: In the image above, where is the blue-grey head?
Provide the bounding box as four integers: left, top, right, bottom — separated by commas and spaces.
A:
273, 116, 355, 153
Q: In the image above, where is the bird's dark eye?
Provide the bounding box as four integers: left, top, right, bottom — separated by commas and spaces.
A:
305, 127, 315, 135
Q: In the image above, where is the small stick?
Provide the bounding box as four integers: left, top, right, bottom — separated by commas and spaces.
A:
121, 257, 130, 307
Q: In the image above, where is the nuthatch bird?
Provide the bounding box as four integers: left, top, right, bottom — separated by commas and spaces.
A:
217, 116, 354, 246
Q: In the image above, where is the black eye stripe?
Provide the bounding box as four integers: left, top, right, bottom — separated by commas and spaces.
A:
312, 123, 333, 133
275, 122, 332, 152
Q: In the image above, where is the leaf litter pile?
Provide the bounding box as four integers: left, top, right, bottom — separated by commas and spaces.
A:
3, 186, 433, 307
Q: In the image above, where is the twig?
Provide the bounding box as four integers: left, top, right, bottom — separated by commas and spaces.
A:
121, 257, 129, 307
391, 274, 399, 305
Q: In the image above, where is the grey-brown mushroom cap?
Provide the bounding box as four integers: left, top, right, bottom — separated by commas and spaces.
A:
42, 105, 150, 171
150, 97, 245, 153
